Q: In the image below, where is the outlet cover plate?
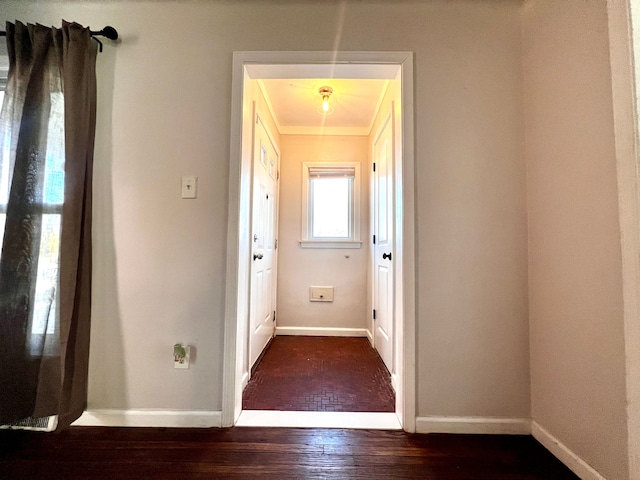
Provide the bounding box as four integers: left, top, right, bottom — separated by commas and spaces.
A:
174, 345, 190, 369
310, 286, 334, 302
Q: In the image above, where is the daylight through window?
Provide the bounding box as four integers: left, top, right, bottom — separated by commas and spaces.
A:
301, 162, 361, 248
0, 87, 65, 336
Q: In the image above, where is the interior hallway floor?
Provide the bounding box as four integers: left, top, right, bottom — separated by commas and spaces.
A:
242, 336, 395, 412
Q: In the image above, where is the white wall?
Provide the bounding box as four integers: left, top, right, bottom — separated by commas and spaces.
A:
524, 1, 629, 478
414, 4, 530, 418
0, 0, 529, 422
276, 135, 369, 333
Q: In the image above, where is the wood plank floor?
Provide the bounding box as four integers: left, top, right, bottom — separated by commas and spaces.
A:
0, 426, 579, 479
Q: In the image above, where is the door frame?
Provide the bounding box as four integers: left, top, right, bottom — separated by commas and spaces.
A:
222, 51, 416, 431
607, 0, 640, 474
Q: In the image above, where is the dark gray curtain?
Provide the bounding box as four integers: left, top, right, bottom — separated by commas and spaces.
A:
0, 21, 97, 430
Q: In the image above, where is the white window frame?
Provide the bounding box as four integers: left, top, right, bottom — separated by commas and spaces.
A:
300, 161, 362, 249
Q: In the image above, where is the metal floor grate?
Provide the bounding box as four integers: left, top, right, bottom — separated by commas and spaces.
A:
1, 415, 57, 432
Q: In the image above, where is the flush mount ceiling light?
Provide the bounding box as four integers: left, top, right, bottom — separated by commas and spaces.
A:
317, 86, 334, 115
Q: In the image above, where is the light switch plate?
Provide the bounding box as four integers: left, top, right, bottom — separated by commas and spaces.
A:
181, 176, 197, 199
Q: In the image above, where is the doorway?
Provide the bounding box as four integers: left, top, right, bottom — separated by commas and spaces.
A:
223, 51, 416, 431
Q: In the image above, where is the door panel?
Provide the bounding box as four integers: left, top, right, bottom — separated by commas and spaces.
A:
249, 114, 278, 369
373, 114, 394, 373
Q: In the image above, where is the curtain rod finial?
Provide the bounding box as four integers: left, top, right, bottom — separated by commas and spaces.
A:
101, 26, 118, 40
90, 26, 118, 40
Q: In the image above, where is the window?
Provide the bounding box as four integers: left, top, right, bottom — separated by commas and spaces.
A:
301, 162, 361, 248
0, 78, 64, 341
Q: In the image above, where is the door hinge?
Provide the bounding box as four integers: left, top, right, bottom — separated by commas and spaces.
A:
273, 310, 276, 322
373, 234, 376, 244
373, 309, 377, 320
373, 162, 376, 172
275, 239, 278, 249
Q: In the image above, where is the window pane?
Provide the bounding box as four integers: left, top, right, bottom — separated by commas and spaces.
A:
44, 92, 65, 205
311, 177, 350, 238
0, 91, 9, 206
30, 91, 65, 334
31, 214, 61, 335
0, 213, 4, 253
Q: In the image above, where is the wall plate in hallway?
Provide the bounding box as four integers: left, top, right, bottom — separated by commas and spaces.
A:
174, 345, 190, 369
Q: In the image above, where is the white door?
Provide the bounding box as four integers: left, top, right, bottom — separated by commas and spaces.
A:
249, 114, 279, 369
373, 114, 394, 373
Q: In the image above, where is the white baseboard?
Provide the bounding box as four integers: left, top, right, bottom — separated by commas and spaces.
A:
531, 421, 605, 480
72, 409, 223, 428
275, 327, 368, 337
391, 372, 398, 392
236, 410, 401, 430
415, 416, 531, 435
366, 329, 373, 344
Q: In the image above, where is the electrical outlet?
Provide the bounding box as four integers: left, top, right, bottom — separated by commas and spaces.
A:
174, 345, 190, 369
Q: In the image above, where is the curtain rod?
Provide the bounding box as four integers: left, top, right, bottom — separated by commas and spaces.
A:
0, 26, 118, 52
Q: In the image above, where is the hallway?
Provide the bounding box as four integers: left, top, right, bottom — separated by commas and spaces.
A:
242, 336, 395, 412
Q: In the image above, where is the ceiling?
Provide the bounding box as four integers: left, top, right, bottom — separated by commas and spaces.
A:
259, 78, 389, 135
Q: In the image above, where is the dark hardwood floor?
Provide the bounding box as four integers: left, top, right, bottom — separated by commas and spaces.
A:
0, 426, 579, 479
243, 336, 395, 412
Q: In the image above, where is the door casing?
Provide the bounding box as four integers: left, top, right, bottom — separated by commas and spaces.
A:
223, 51, 416, 431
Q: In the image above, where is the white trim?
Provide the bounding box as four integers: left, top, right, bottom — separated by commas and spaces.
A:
531, 421, 606, 480
222, 51, 248, 428
224, 51, 416, 432
72, 410, 223, 428
608, 1, 640, 478
299, 240, 362, 249
245, 63, 400, 80
415, 416, 531, 435
279, 126, 370, 136
275, 326, 368, 337
390, 373, 398, 392
236, 410, 401, 430
398, 54, 416, 433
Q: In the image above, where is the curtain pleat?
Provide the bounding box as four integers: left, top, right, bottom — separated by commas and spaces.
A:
0, 21, 97, 429
57, 22, 96, 429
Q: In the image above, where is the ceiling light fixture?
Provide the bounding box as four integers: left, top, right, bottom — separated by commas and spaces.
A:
317, 86, 334, 115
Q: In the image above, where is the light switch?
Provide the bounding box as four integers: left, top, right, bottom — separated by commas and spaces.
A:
181, 176, 197, 199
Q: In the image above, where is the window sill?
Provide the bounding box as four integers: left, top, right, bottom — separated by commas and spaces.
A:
299, 240, 362, 249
